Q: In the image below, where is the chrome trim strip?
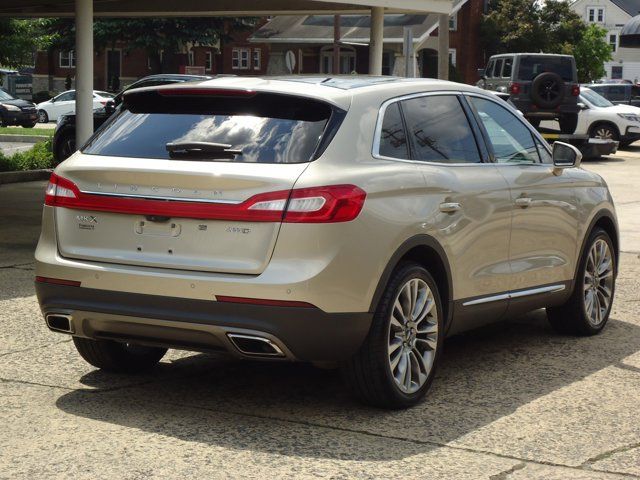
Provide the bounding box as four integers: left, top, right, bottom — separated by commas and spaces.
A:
81, 190, 242, 205
227, 333, 285, 357
462, 284, 566, 307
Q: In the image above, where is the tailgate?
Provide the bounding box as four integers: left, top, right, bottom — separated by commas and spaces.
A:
55, 157, 309, 274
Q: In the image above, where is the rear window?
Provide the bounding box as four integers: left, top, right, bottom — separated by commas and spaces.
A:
82, 91, 334, 163
517, 56, 575, 82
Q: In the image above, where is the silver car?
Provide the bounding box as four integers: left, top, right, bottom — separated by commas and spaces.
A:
35, 76, 618, 408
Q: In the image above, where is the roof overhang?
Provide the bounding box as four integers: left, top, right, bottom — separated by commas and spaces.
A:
0, 0, 457, 17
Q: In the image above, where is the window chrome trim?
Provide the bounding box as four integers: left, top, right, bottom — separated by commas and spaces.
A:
462, 284, 566, 307
80, 190, 243, 205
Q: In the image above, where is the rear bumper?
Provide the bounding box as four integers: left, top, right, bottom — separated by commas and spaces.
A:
513, 99, 580, 116
36, 282, 372, 362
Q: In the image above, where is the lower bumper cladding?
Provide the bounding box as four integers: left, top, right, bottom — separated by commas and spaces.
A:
36, 282, 373, 362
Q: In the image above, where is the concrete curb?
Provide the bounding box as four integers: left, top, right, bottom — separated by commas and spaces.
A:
0, 169, 52, 185
0, 134, 49, 144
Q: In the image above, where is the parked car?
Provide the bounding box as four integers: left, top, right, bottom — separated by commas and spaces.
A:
52, 74, 212, 162
578, 88, 640, 148
478, 53, 581, 134
36, 76, 618, 408
583, 83, 640, 108
36, 90, 115, 123
0, 88, 38, 128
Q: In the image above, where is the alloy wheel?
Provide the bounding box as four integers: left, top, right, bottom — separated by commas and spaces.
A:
594, 126, 615, 140
387, 278, 438, 394
583, 239, 614, 326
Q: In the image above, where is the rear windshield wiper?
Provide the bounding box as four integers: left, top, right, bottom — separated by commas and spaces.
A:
166, 142, 243, 159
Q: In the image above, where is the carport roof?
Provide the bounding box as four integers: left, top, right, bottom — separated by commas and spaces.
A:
0, 0, 456, 17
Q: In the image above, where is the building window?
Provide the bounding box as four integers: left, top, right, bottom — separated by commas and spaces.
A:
320, 45, 356, 74
205, 51, 212, 71
59, 50, 76, 68
610, 34, 617, 52
188, 50, 194, 66
587, 7, 605, 23
232, 48, 250, 70
253, 48, 261, 70
449, 13, 457, 31
449, 48, 457, 67
612, 65, 623, 79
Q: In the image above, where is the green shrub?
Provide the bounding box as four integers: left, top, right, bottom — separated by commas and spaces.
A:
0, 140, 55, 172
32, 90, 54, 104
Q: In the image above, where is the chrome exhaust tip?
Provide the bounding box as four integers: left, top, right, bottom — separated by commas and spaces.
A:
227, 333, 285, 357
45, 313, 74, 334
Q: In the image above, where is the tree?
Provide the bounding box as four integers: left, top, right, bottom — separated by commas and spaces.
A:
0, 19, 51, 68
45, 17, 254, 74
570, 24, 612, 82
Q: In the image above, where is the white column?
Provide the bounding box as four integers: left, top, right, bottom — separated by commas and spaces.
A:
75, 0, 94, 146
438, 14, 449, 80
369, 7, 384, 75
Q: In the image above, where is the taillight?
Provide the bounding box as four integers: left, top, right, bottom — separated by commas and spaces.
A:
44, 174, 366, 224
247, 185, 366, 223
45, 173, 79, 206
571, 84, 580, 96
100, 101, 107, 106
510, 83, 521, 95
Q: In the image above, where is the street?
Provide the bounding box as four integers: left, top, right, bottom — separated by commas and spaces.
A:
1, 151, 639, 479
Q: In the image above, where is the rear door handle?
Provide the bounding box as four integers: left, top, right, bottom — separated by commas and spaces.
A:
515, 197, 532, 208
439, 202, 462, 213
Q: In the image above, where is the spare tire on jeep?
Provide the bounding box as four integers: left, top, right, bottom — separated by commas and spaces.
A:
531, 72, 565, 109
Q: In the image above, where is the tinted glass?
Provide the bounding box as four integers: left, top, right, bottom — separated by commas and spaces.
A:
378, 102, 409, 159
502, 58, 513, 78
608, 85, 628, 101
470, 97, 540, 164
494, 59, 504, 78
535, 138, 552, 164
517, 56, 574, 81
0, 89, 14, 101
401, 95, 481, 164
83, 93, 331, 163
56, 92, 73, 102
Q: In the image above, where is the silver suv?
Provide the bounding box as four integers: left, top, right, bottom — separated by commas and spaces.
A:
36, 77, 618, 408
479, 53, 581, 134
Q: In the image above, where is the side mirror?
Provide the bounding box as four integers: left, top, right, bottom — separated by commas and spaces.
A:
552, 142, 582, 174
477, 68, 486, 79
577, 102, 588, 110
104, 100, 116, 115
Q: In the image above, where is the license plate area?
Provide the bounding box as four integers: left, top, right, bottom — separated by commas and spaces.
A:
135, 220, 181, 237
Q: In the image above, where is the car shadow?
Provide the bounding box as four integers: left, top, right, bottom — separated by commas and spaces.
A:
55, 310, 640, 461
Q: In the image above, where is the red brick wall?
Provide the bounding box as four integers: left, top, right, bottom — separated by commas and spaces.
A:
450, 0, 484, 84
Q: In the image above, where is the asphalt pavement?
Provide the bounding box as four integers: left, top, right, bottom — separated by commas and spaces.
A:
0, 151, 639, 479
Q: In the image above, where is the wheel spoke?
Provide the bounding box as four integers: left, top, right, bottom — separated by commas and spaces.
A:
388, 337, 403, 356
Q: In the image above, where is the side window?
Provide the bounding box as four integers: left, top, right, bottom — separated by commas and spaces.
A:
502, 58, 513, 78
469, 97, 540, 164
609, 86, 626, 101
56, 92, 72, 102
69, 91, 76, 101
486, 60, 495, 78
401, 95, 481, 164
494, 59, 504, 78
378, 102, 409, 159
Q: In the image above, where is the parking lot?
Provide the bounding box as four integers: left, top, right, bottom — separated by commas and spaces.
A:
1, 151, 639, 479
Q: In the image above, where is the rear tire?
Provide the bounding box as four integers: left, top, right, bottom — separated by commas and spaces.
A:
72, 337, 167, 373
547, 228, 616, 336
54, 131, 76, 163
559, 113, 578, 134
21, 122, 36, 129
527, 118, 541, 129
342, 262, 443, 409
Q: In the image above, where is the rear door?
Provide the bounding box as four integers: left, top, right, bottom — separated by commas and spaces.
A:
53, 89, 336, 275
398, 93, 513, 330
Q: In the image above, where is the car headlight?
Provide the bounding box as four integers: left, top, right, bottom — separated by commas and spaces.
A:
617, 113, 640, 122
1, 103, 21, 112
